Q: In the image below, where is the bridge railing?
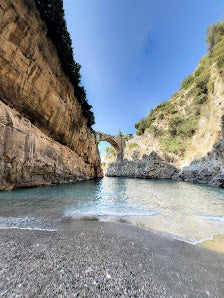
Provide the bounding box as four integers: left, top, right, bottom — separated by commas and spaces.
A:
95, 131, 116, 137
96, 131, 133, 138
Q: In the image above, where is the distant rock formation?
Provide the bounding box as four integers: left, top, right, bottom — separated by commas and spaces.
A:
106, 152, 179, 179
0, 0, 102, 190
176, 140, 224, 187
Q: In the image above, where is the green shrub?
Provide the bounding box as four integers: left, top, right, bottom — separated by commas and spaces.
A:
190, 105, 201, 116
195, 56, 209, 77
188, 73, 209, 104
195, 74, 209, 91
195, 65, 206, 77
158, 113, 164, 120
135, 118, 146, 135
207, 20, 224, 75
150, 125, 165, 138
171, 91, 179, 99
135, 101, 177, 135
105, 146, 116, 159
217, 55, 224, 69
129, 143, 139, 150
206, 21, 224, 52
154, 101, 177, 114
207, 79, 215, 94
180, 75, 194, 90
194, 93, 207, 105
122, 134, 132, 141
168, 116, 197, 138
161, 136, 186, 155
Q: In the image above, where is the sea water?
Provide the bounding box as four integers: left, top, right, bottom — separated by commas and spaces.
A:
0, 177, 224, 244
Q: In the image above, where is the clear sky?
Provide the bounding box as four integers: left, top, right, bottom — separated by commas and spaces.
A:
63, 0, 224, 136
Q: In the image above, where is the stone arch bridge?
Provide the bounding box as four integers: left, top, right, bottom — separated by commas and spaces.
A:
95, 132, 129, 163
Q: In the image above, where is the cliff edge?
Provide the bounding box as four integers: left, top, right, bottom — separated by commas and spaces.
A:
0, 0, 102, 190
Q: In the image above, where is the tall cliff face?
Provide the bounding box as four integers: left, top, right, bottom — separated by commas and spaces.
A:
0, 0, 102, 190
118, 66, 224, 186
124, 65, 224, 166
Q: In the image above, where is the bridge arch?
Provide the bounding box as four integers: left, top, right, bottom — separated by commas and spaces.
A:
95, 132, 124, 163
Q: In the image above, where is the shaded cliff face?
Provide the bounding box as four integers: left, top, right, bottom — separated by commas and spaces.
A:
0, 0, 102, 190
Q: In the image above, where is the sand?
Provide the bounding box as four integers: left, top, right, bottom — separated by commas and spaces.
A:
0, 221, 223, 297
200, 234, 224, 254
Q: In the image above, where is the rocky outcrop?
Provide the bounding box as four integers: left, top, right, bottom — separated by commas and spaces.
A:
106, 152, 179, 179
176, 140, 224, 187
0, 0, 102, 190
0, 101, 102, 190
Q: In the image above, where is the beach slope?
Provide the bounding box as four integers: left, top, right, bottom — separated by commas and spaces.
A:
0, 222, 223, 297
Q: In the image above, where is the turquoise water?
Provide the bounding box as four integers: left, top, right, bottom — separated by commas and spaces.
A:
0, 177, 224, 244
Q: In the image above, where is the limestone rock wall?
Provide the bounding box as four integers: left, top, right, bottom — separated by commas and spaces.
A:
0, 0, 102, 190
106, 152, 179, 179
176, 140, 224, 187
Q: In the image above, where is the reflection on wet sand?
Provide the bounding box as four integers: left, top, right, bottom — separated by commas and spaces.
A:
200, 235, 224, 254
101, 214, 224, 246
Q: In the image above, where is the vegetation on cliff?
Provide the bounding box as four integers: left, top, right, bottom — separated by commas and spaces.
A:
105, 146, 116, 160
135, 16, 224, 157
34, 0, 95, 127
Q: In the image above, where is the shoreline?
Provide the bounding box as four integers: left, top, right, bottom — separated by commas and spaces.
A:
200, 234, 224, 254
1, 214, 224, 252
99, 215, 224, 249
0, 221, 223, 297
1, 175, 223, 193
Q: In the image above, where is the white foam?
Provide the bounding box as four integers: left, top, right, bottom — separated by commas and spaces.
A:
203, 215, 224, 223
0, 226, 56, 231
0, 216, 56, 231
66, 210, 160, 218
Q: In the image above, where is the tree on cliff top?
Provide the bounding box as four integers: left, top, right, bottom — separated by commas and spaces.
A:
34, 0, 95, 127
206, 19, 224, 52
118, 129, 123, 137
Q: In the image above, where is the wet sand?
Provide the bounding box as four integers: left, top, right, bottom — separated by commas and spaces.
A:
0, 221, 224, 297
200, 234, 224, 254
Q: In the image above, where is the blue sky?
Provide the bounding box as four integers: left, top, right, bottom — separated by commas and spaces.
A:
64, 0, 223, 136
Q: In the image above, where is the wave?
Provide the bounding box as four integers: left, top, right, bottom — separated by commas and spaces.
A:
0, 226, 56, 231
65, 210, 160, 218
202, 215, 224, 223
0, 216, 56, 231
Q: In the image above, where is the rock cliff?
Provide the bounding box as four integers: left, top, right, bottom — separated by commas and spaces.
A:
0, 0, 102, 190
106, 152, 179, 179
176, 140, 224, 187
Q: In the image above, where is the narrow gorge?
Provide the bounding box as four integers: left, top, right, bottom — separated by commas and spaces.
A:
0, 2, 224, 297
1, 0, 224, 190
